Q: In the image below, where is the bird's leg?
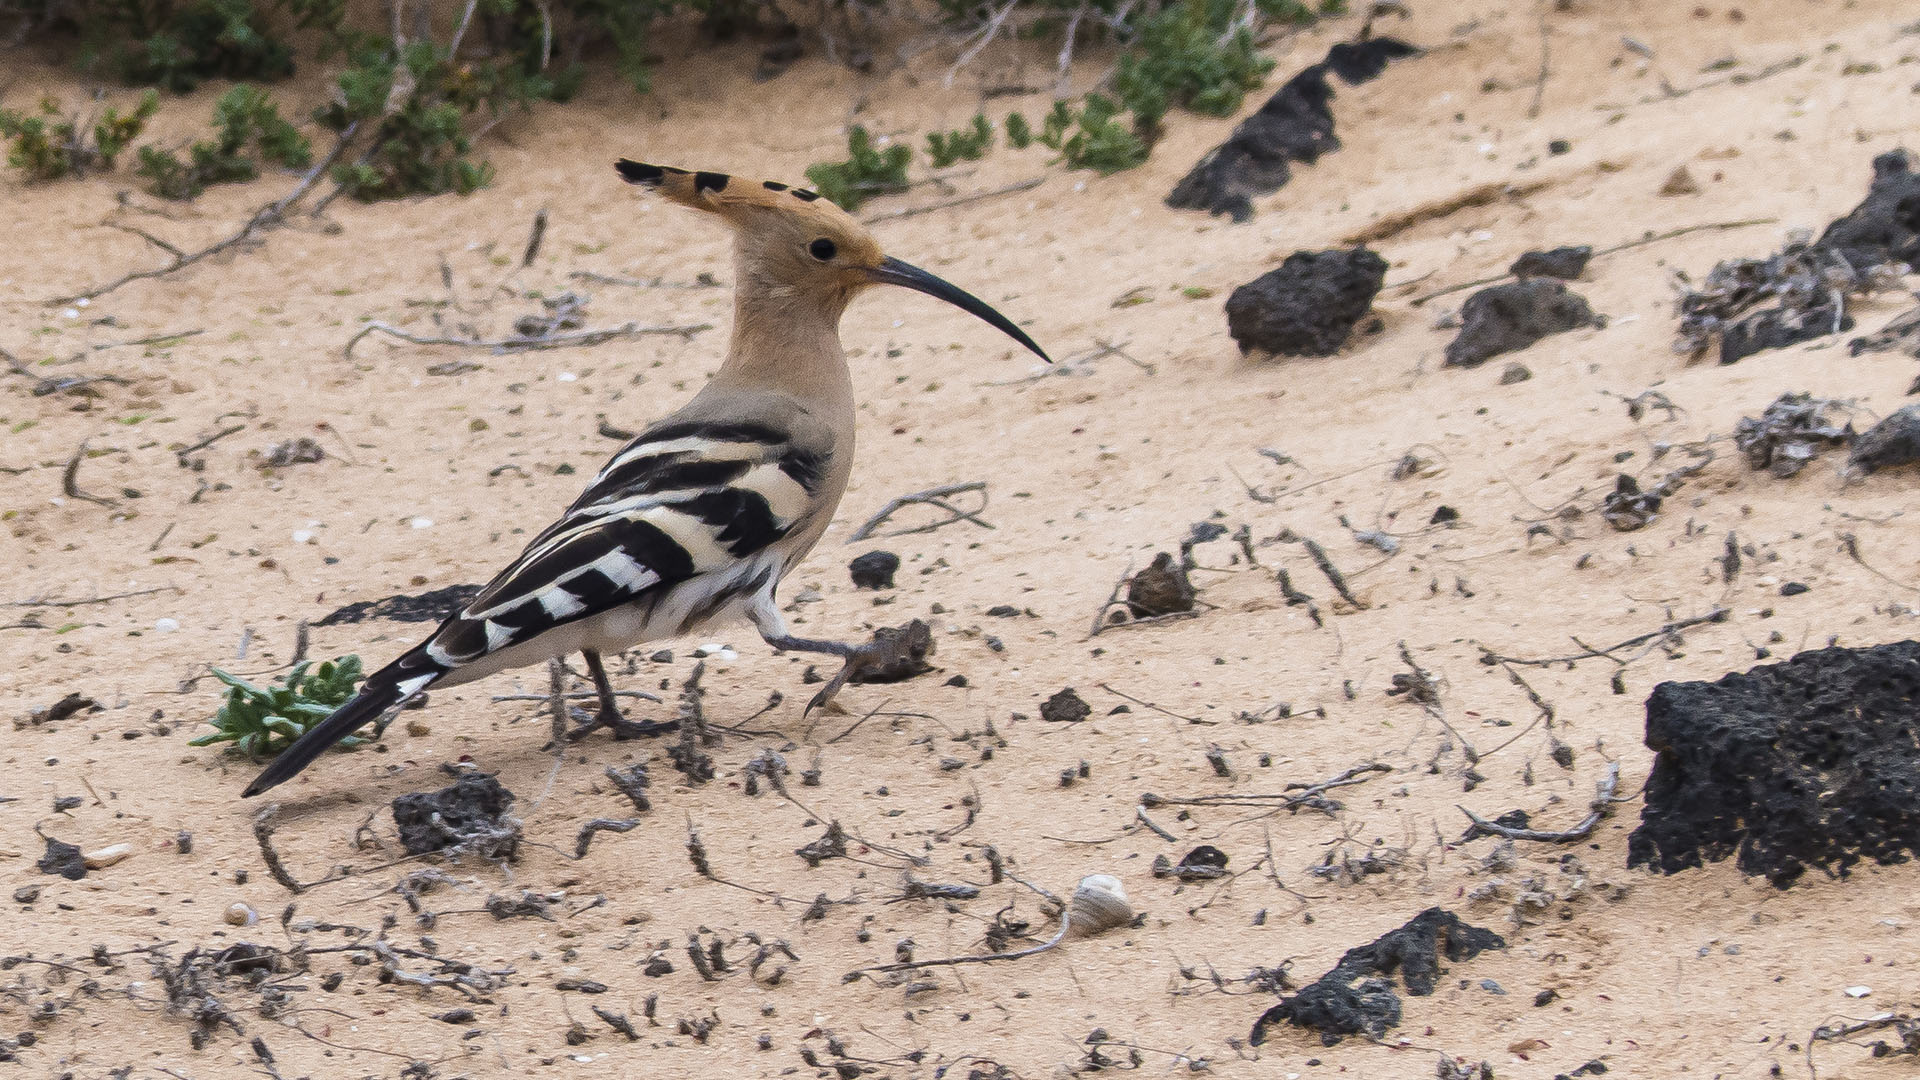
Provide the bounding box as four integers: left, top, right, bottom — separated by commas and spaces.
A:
751, 599, 892, 713
566, 649, 676, 741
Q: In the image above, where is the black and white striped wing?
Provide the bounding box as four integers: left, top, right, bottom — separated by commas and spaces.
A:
422, 421, 823, 667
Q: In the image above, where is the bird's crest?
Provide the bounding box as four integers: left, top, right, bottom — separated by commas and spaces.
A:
616, 160, 845, 223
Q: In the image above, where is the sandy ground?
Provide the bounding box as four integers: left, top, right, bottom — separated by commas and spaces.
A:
4, 1, 1920, 1076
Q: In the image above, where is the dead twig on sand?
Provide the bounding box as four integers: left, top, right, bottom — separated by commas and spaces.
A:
1527, 3, 1551, 118
848, 481, 991, 542
343, 320, 711, 358
1459, 761, 1621, 842
844, 911, 1069, 982
52, 120, 362, 305
1808, 1012, 1920, 1077
1140, 762, 1391, 811
1409, 218, 1778, 306
62, 439, 116, 507
861, 177, 1046, 224
1477, 607, 1730, 668
4, 585, 174, 607
1343, 179, 1553, 245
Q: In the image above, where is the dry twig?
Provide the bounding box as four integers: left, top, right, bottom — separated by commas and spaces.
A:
1459, 762, 1622, 842
848, 481, 991, 541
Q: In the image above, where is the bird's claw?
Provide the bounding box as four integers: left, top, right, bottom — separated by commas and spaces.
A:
566, 709, 678, 742
801, 643, 887, 717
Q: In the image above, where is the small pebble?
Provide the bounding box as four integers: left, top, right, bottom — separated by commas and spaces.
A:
410, 517, 434, 529
153, 617, 180, 633
1845, 985, 1872, 998
82, 843, 132, 869
406, 720, 432, 737
1480, 978, 1507, 995
225, 902, 257, 926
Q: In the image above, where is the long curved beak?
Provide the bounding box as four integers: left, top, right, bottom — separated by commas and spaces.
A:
867, 256, 1051, 363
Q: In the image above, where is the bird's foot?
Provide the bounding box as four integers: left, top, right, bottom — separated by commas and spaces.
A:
804, 640, 892, 716
566, 708, 678, 742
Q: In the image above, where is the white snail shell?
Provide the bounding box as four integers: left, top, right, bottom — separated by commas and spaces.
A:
1068, 874, 1133, 937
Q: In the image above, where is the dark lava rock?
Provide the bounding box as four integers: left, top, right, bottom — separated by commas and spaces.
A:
36, 835, 87, 880
1325, 37, 1421, 82
847, 619, 935, 684
847, 550, 900, 590
1125, 552, 1196, 617
1444, 279, 1601, 367
1627, 640, 1920, 888
1848, 404, 1920, 474
1814, 149, 1920, 274
1251, 908, 1505, 1046
1733, 393, 1852, 478
1719, 303, 1848, 363
1168, 38, 1418, 221
1171, 844, 1230, 881
1779, 582, 1810, 596
316, 584, 482, 626
1849, 304, 1920, 358
1227, 247, 1389, 357
1509, 245, 1593, 280
1498, 362, 1533, 385
1599, 474, 1660, 531
1677, 151, 1912, 364
391, 772, 521, 859
1040, 688, 1091, 724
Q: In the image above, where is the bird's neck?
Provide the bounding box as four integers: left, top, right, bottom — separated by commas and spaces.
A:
711, 268, 854, 410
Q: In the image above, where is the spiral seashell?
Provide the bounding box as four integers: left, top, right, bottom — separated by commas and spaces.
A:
1068, 874, 1133, 937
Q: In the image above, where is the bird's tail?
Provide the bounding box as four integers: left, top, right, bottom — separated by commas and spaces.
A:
243, 647, 446, 797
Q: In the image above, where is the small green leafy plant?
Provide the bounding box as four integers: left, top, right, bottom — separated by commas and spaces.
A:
1004, 111, 1033, 149
1114, 0, 1276, 126
190, 655, 367, 757
1058, 94, 1150, 174
0, 91, 158, 180
805, 125, 911, 210
135, 84, 310, 199
926, 114, 993, 168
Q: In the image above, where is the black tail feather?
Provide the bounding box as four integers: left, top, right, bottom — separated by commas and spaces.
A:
243, 655, 440, 797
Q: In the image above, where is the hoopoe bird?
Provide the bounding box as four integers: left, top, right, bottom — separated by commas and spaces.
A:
243, 161, 1048, 797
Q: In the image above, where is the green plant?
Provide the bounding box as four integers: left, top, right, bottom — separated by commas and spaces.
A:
189, 655, 368, 757
805, 125, 911, 210
113, 0, 296, 93
0, 91, 158, 180
1004, 111, 1033, 149
1114, 0, 1275, 126
1058, 93, 1149, 174
315, 39, 532, 201
135, 84, 310, 199
1036, 99, 1076, 150
926, 114, 993, 168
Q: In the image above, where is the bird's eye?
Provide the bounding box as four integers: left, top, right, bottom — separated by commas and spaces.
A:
808, 238, 837, 261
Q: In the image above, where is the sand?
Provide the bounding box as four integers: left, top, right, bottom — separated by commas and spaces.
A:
4, 1, 1920, 1076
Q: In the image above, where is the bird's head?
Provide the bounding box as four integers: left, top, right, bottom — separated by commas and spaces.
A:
616, 160, 1049, 363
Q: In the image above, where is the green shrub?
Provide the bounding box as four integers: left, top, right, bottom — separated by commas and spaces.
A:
0, 90, 158, 180
1058, 94, 1149, 174
314, 39, 533, 201
1114, 0, 1275, 126
135, 84, 310, 199
1004, 111, 1033, 149
189, 655, 368, 757
805, 125, 911, 210
110, 0, 295, 93
926, 114, 993, 168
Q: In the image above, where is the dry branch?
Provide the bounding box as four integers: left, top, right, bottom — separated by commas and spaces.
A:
344, 319, 711, 358
1459, 762, 1621, 842
848, 481, 991, 541
52, 120, 362, 305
